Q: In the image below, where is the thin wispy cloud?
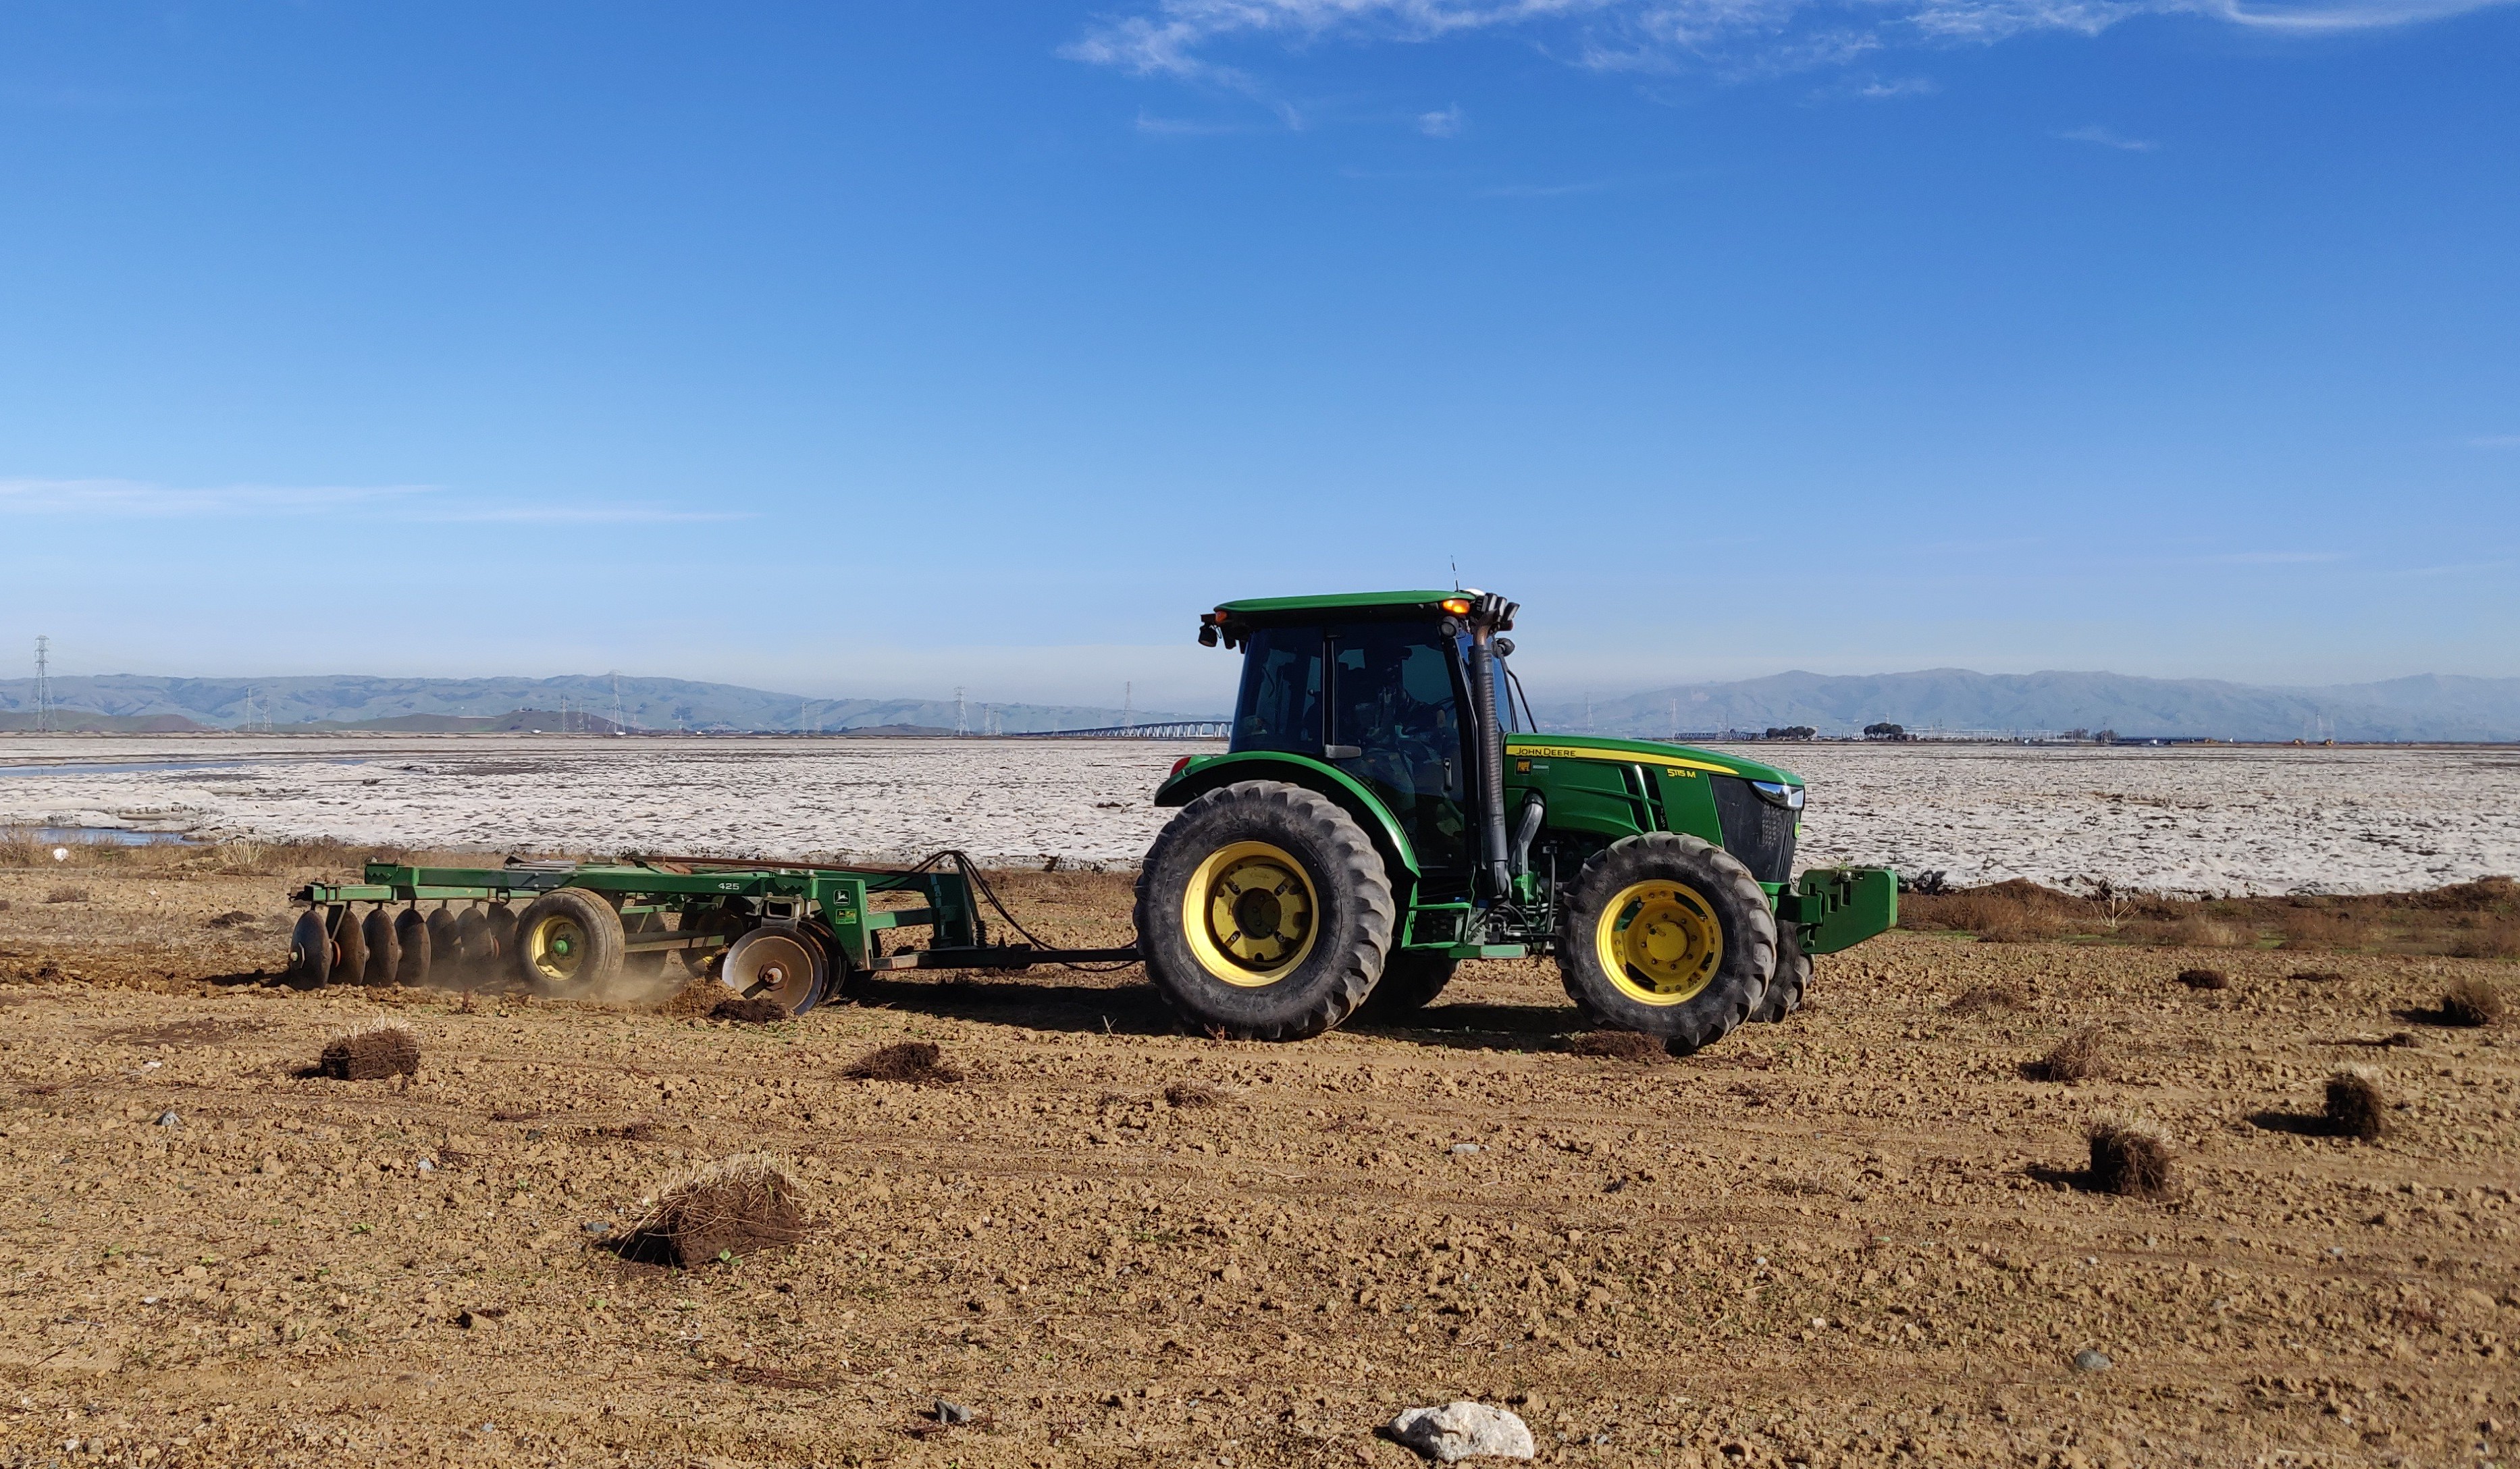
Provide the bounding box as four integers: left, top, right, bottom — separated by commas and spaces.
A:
0, 477, 427, 517
2208, 550, 2348, 564
2059, 123, 2157, 150
1857, 76, 1940, 99
2469, 434, 2520, 449
1417, 103, 1467, 136
0, 477, 751, 525
1065, 0, 2519, 92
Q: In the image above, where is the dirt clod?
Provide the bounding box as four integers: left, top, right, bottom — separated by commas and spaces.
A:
2441, 977, 2504, 1028
2032, 1027, 2111, 1083
317, 1023, 421, 1080
2325, 1067, 2390, 1141
43, 886, 89, 905
205, 911, 258, 928
1567, 1030, 1668, 1062
621, 1154, 807, 1269
710, 996, 791, 1025
842, 1041, 963, 1086
2177, 968, 2230, 990
2085, 1117, 2177, 1198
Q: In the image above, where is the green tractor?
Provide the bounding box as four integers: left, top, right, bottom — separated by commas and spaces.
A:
1135, 589, 1897, 1051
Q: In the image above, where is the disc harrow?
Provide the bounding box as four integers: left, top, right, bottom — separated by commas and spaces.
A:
284, 854, 1138, 1016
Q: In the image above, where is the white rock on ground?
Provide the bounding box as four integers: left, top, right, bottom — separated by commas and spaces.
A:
1388, 1401, 1535, 1461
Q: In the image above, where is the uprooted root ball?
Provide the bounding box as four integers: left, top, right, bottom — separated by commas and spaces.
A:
2177, 968, 2230, 991
710, 996, 791, 1025
1567, 1030, 1669, 1063
2441, 977, 2505, 1028
1945, 982, 2029, 1016
319, 1023, 420, 1080
2034, 1027, 2112, 1083
1163, 1080, 1223, 1108
2086, 1117, 2178, 1199
842, 1041, 964, 1087
2325, 1067, 2390, 1141
625, 1154, 807, 1269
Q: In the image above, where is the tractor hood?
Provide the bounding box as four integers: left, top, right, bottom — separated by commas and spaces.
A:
1501, 733, 1804, 789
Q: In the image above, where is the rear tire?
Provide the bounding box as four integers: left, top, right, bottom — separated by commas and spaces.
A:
512, 888, 626, 996
1750, 919, 1809, 1023
1557, 833, 1775, 1056
1355, 949, 1457, 1022
1134, 781, 1394, 1041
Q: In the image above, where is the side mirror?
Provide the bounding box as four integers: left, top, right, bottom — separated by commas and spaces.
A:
1494, 637, 1515, 658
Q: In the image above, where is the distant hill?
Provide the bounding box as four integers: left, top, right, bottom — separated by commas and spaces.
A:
0, 674, 1211, 735
1534, 669, 2520, 743
0, 710, 209, 734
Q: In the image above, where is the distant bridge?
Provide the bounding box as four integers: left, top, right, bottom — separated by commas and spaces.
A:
1007, 720, 1230, 740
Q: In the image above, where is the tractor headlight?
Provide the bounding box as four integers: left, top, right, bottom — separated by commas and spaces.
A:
1750, 780, 1804, 810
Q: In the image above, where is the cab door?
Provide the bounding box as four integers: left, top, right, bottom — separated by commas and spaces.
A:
1327, 622, 1473, 897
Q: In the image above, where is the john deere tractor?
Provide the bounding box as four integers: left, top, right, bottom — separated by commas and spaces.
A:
1135, 589, 1896, 1051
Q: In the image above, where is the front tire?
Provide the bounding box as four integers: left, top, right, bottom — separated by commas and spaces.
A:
1557, 833, 1775, 1055
1134, 781, 1394, 1041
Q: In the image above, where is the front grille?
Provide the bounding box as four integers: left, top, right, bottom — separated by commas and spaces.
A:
1709, 776, 1798, 885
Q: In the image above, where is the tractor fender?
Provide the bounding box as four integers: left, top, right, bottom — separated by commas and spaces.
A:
1153, 753, 1421, 885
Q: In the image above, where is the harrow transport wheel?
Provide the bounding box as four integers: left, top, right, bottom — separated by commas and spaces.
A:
393, 907, 433, 986
360, 906, 399, 986
331, 905, 368, 991
1355, 949, 1458, 1022
1557, 832, 1775, 1056
284, 908, 333, 990
718, 928, 829, 1015
1134, 780, 1394, 1041
1750, 919, 1809, 1024
513, 888, 625, 996
425, 905, 461, 978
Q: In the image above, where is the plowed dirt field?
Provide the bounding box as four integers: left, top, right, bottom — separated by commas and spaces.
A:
0, 859, 2514, 1467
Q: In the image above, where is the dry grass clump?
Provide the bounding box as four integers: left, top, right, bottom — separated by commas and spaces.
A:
2085, 1116, 2178, 1199
2031, 1027, 2112, 1083
2440, 976, 2506, 1027
318, 1021, 421, 1080
43, 886, 89, 905
1163, 1080, 1223, 1108
1567, 1030, 1669, 1062
709, 995, 791, 1025
0, 826, 47, 867
2324, 1067, 2389, 1141
622, 1154, 806, 1269
2176, 967, 2230, 991
841, 1041, 964, 1086
1945, 980, 2030, 1016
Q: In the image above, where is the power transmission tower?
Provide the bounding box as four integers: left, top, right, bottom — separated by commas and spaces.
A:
1123, 681, 1134, 730
33, 636, 51, 733
954, 687, 968, 736
612, 672, 626, 734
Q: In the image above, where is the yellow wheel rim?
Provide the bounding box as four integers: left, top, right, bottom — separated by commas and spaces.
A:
1182, 840, 1319, 987
526, 914, 587, 986
1594, 879, 1723, 1006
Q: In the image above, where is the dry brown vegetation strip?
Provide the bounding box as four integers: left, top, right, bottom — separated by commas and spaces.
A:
1899, 874, 2520, 957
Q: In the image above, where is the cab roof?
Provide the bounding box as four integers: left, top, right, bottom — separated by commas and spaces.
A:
1212, 589, 1466, 622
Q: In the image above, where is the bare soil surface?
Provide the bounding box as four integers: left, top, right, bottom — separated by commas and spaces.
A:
1, 861, 2515, 1466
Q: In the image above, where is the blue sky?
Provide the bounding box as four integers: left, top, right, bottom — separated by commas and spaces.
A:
1, 0, 2513, 713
